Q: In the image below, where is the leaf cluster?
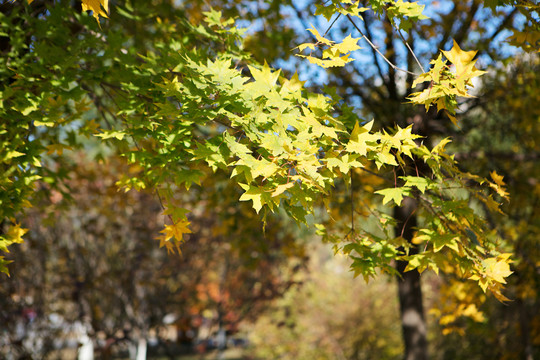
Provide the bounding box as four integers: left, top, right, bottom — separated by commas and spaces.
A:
0, 1, 515, 299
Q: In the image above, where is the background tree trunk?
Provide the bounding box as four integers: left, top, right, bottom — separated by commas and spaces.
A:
394, 197, 428, 360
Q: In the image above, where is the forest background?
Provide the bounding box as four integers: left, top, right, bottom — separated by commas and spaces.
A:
0, 0, 538, 359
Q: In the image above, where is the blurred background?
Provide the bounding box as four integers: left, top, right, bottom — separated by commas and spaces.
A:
1, 0, 539, 359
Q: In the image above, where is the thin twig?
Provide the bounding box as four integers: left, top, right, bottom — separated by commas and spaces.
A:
400, 206, 417, 238
154, 187, 169, 215
362, 11, 390, 86
323, 13, 342, 38
394, 25, 425, 73
346, 14, 418, 76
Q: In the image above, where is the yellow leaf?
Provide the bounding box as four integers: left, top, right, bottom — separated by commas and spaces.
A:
280, 72, 306, 96
46, 144, 72, 156
478, 277, 489, 292
81, 0, 109, 22
442, 40, 476, 75
272, 182, 294, 197
239, 184, 265, 213
461, 304, 485, 322
296, 43, 316, 52
490, 171, 505, 187
156, 221, 192, 254
484, 256, 513, 284
331, 35, 361, 55
445, 111, 457, 126
306, 25, 333, 46
439, 314, 456, 326
489, 283, 512, 302
497, 253, 513, 262
6, 223, 28, 246
489, 171, 509, 199
442, 40, 486, 80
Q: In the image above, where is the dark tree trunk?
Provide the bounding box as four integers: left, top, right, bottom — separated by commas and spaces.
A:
518, 298, 534, 360
394, 197, 428, 360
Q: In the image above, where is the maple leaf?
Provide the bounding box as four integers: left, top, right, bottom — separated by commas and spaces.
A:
306, 25, 333, 46
337, 2, 370, 18
296, 43, 316, 52
484, 254, 513, 284
375, 187, 409, 206
403, 253, 430, 273
346, 121, 377, 156
6, 223, 28, 246
272, 182, 294, 197
280, 72, 306, 98
375, 150, 398, 168
401, 176, 431, 193
156, 221, 192, 254
46, 144, 72, 156
442, 40, 484, 79
0, 257, 14, 276
95, 130, 125, 140
489, 171, 509, 199
81, 0, 109, 22
162, 207, 190, 223
331, 35, 361, 55
431, 234, 460, 253
239, 184, 268, 213
489, 283, 512, 302
387, 0, 429, 31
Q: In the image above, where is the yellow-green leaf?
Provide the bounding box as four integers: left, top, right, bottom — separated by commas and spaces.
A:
81, 0, 109, 21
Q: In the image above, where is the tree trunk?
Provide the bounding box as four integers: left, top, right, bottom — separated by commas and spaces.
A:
136, 337, 147, 360
518, 298, 534, 360
76, 321, 94, 360
394, 197, 428, 360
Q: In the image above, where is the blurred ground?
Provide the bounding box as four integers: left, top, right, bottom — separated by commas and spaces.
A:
177, 348, 245, 359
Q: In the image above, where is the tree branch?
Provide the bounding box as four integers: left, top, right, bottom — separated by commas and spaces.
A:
362, 11, 391, 86
394, 25, 425, 73
347, 15, 418, 76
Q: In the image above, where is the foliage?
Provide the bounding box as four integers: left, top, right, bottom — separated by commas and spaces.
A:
205, 0, 538, 355
428, 53, 540, 359
3, 0, 540, 358
408, 41, 486, 125
485, 0, 539, 52
0, 155, 304, 358
0, 0, 519, 303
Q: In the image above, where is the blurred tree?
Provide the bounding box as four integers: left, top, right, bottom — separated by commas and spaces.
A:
205, 1, 537, 358
1, 1, 530, 359
0, 155, 306, 359
249, 243, 403, 360
428, 53, 540, 360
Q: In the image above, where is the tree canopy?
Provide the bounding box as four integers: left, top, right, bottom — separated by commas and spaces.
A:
1, 0, 517, 290
2, 0, 539, 358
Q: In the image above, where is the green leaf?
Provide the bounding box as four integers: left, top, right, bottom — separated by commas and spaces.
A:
272, 182, 294, 197
239, 184, 269, 213
174, 169, 204, 190
375, 187, 411, 206
95, 130, 126, 140
400, 176, 432, 193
